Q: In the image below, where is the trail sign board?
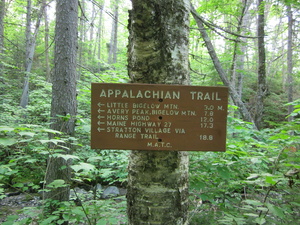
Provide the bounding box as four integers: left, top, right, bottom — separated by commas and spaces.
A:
91, 83, 228, 151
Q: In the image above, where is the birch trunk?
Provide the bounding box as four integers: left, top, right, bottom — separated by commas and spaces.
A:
127, 0, 190, 224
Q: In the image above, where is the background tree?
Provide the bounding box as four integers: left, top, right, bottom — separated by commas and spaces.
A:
44, 4, 51, 82
286, 3, 293, 122
96, 1, 104, 64
191, 5, 256, 127
20, 0, 47, 108
44, 0, 78, 217
255, 0, 267, 129
127, 0, 190, 224
229, 0, 252, 99
0, 0, 4, 70
107, 0, 119, 64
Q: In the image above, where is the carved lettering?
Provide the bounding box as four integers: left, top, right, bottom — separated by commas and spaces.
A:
144, 128, 171, 133
92, 83, 228, 151
115, 133, 136, 139
190, 91, 221, 101
99, 89, 181, 100
140, 133, 159, 139
147, 142, 172, 148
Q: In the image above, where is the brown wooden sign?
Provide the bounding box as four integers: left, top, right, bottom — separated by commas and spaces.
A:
91, 83, 228, 151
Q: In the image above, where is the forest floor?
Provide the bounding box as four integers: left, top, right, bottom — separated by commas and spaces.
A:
0, 193, 41, 223
0, 186, 127, 224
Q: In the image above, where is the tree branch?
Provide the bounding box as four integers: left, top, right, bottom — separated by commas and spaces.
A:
190, 3, 257, 128
193, 12, 258, 40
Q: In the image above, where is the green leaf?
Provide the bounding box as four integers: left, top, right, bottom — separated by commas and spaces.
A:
54, 154, 80, 161
255, 217, 266, 225
243, 213, 258, 218
217, 167, 231, 179
87, 156, 103, 162
107, 218, 118, 224
290, 202, 300, 207
244, 199, 262, 206
256, 207, 268, 212
41, 128, 62, 134
40, 215, 60, 225
71, 162, 95, 173
25, 158, 38, 163
47, 179, 67, 188
39, 139, 64, 145
247, 174, 260, 180
13, 183, 24, 188
266, 203, 285, 219
0, 126, 15, 132
2, 215, 19, 225
250, 157, 262, 164
96, 218, 107, 225
100, 168, 113, 178
19, 131, 36, 137
0, 137, 17, 146
265, 176, 276, 185
81, 125, 90, 132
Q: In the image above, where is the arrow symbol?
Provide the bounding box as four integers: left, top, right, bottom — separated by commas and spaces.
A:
97, 127, 105, 132
97, 121, 105, 125
98, 102, 105, 107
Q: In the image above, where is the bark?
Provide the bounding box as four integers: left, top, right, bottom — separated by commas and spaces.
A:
19, 0, 32, 108
78, 0, 86, 79
97, 4, 104, 63
45, 0, 78, 213
127, 0, 190, 224
230, 0, 251, 98
20, 0, 46, 108
190, 5, 257, 128
44, 5, 51, 82
0, 0, 4, 77
255, 0, 267, 129
287, 4, 293, 121
0, 0, 4, 59
108, 2, 119, 64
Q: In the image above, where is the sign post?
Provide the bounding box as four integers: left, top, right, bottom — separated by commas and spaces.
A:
91, 83, 228, 151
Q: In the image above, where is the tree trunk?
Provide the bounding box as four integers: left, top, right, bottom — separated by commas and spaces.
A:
230, 0, 251, 98
127, 0, 190, 224
45, 0, 78, 217
78, 0, 86, 80
20, 0, 46, 108
191, 5, 257, 128
0, 0, 4, 71
20, 0, 32, 108
287, 4, 293, 121
97, 3, 104, 65
44, 4, 51, 82
108, 2, 118, 64
255, 0, 267, 129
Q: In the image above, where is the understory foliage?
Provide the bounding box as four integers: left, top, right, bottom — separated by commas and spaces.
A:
189, 104, 300, 224
0, 71, 299, 224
